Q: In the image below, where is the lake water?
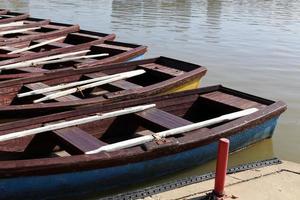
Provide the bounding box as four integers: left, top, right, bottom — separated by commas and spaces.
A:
1, 0, 300, 197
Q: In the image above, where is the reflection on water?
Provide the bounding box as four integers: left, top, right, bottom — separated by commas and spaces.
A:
111, 0, 193, 32
1, 0, 300, 195
0, 0, 28, 12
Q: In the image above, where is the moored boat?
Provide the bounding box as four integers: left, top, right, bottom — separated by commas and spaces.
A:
0, 85, 286, 199
0, 11, 81, 47
0, 56, 206, 115
0, 39, 147, 80
0, 11, 148, 80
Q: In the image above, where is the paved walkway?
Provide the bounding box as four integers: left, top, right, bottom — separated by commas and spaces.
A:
144, 161, 300, 200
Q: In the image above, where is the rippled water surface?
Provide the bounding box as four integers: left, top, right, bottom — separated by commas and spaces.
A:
1, 0, 300, 196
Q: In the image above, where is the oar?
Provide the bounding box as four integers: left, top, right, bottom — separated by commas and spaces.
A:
33, 69, 146, 103
17, 70, 144, 98
0, 27, 40, 36
0, 50, 90, 71
8, 36, 66, 54
86, 108, 259, 154
0, 21, 24, 28
36, 53, 109, 65
0, 104, 155, 142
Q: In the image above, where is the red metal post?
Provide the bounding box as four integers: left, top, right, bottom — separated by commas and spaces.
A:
213, 138, 230, 197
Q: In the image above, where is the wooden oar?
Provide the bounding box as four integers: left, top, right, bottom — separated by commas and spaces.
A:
0, 50, 90, 71
36, 53, 109, 65
17, 70, 143, 98
33, 69, 146, 103
0, 104, 155, 142
86, 108, 259, 154
0, 27, 40, 36
8, 36, 66, 54
0, 21, 24, 28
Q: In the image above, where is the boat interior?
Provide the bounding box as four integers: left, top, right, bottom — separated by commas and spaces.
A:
0, 57, 202, 107
0, 40, 145, 79
0, 86, 273, 161
0, 21, 76, 40
0, 30, 110, 57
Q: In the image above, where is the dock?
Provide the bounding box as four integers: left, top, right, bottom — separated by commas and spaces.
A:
103, 159, 300, 200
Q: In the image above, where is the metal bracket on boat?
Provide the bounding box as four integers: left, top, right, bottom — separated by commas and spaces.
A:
152, 134, 166, 144
76, 86, 85, 97
100, 158, 282, 200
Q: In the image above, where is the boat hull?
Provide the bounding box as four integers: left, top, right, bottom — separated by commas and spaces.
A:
127, 54, 145, 62
0, 117, 278, 200
164, 77, 201, 94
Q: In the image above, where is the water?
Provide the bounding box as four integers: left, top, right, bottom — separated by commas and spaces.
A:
1, 0, 300, 196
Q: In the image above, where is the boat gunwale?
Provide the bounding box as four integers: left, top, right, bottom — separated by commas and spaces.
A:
75, 45, 148, 68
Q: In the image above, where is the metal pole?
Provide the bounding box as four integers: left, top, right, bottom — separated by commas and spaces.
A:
213, 138, 230, 197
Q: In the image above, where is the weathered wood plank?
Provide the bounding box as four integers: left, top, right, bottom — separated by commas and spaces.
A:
201, 91, 265, 109
135, 108, 193, 129
139, 63, 184, 77
54, 127, 107, 154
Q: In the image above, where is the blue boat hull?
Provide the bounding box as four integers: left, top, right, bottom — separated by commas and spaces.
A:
0, 117, 278, 200
127, 54, 144, 62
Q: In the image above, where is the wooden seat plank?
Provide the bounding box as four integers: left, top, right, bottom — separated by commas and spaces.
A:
201, 91, 265, 109
139, 63, 184, 77
54, 127, 106, 154
135, 108, 193, 129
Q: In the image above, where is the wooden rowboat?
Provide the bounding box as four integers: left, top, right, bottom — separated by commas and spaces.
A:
0, 39, 147, 80
0, 12, 82, 47
0, 85, 286, 199
0, 12, 147, 80
0, 11, 30, 24
0, 26, 116, 60
0, 57, 206, 116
